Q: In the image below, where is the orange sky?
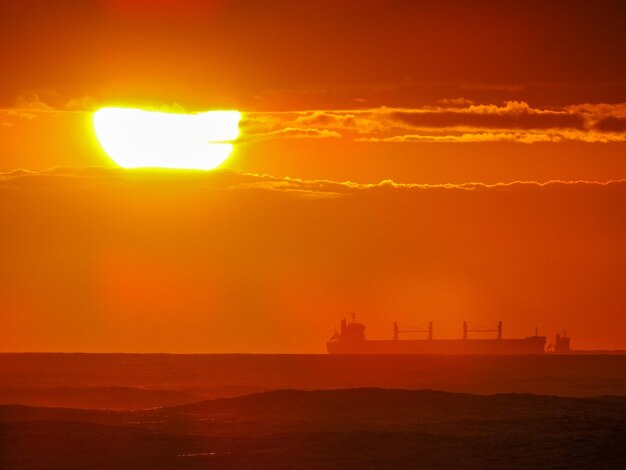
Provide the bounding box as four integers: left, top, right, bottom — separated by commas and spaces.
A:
1, 1, 626, 352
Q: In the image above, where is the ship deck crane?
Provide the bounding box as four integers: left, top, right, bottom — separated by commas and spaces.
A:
394, 321, 433, 340
463, 321, 502, 340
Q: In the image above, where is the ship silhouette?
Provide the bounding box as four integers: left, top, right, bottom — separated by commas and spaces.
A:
327, 316, 548, 355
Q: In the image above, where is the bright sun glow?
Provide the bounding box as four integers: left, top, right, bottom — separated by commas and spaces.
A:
93, 107, 241, 170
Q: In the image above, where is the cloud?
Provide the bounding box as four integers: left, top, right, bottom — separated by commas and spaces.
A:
0, 93, 92, 124
358, 132, 557, 144
240, 127, 342, 143
2, 167, 624, 197
0, 94, 56, 120
243, 101, 626, 143
389, 102, 586, 131
436, 97, 476, 107
63, 95, 100, 111
595, 117, 626, 133
294, 111, 358, 128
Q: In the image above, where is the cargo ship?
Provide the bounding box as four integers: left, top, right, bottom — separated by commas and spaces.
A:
327, 316, 547, 355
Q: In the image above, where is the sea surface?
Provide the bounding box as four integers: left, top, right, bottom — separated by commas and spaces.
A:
2, 353, 626, 407
2, 354, 626, 468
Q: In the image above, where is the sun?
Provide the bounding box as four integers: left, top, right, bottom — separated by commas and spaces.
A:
93, 107, 241, 170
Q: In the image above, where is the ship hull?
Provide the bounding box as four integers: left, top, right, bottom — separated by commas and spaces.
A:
327, 337, 546, 355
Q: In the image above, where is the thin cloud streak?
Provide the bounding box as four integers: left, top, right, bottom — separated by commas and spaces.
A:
2, 168, 625, 198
